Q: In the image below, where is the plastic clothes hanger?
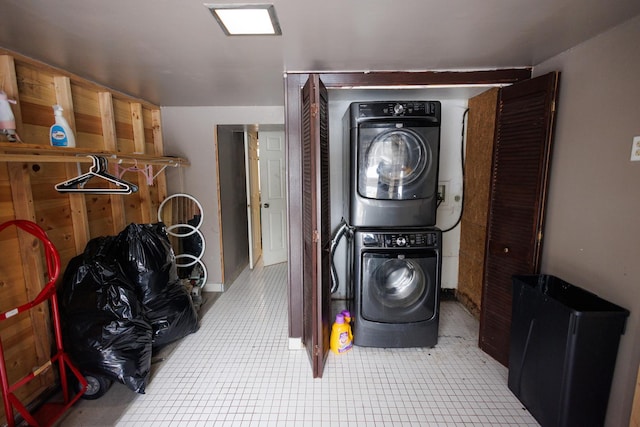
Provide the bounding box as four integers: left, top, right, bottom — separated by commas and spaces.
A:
55, 155, 138, 194
115, 160, 155, 186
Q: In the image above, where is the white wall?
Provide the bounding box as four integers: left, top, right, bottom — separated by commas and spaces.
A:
534, 15, 640, 426
160, 106, 284, 290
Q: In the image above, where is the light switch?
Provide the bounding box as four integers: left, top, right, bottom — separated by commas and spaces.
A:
631, 136, 640, 162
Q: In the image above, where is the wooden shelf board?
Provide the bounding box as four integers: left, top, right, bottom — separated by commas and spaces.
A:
0, 142, 189, 166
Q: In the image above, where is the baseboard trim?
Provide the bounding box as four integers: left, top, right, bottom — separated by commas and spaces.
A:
440, 287, 457, 301
204, 282, 224, 292
288, 337, 304, 350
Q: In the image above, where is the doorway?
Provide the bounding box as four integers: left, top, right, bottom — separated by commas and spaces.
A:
216, 124, 286, 285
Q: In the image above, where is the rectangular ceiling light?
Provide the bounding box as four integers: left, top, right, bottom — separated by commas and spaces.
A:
205, 4, 282, 36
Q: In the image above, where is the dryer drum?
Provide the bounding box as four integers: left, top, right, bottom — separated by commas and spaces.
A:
361, 129, 427, 196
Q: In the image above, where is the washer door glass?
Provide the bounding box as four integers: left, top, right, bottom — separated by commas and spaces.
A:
359, 128, 428, 200
361, 252, 436, 323
373, 258, 425, 307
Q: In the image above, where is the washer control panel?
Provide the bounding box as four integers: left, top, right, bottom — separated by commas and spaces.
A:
357, 101, 439, 118
361, 231, 439, 248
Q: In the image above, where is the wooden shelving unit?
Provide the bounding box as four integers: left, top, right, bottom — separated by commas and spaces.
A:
0, 48, 188, 422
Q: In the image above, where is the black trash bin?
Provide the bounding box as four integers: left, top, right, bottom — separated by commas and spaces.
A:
508, 274, 629, 427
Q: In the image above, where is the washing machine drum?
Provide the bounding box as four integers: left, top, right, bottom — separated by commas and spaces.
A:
361, 253, 436, 323
359, 128, 429, 200
373, 258, 425, 307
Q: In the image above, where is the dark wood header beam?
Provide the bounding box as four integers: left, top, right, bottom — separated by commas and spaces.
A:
315, 68, 532, 87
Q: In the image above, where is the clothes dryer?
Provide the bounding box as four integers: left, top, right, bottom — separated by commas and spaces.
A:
351, 227, 442, 348
343, 101, 441, 227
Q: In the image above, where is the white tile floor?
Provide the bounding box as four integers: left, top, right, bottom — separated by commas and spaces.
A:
58, 261, 538, 426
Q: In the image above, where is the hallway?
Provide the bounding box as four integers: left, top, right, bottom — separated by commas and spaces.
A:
59, 262, 537, 426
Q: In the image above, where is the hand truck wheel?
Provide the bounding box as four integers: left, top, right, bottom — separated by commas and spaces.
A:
78, 373, 113, 400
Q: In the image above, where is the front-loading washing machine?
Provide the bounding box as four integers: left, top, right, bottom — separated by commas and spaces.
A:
343, 101, 441, 227
351, 227, 442, 348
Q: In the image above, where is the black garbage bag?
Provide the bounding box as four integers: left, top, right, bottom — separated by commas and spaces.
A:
114, 223, 199, 350
60, 223, 200, 395
59, 237, 153, 394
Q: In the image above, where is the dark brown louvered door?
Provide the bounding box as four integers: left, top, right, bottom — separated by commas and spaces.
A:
479, 72, 560, 366
301, 74, 331, 377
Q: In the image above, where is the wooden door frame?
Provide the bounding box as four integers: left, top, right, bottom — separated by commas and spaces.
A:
284, 68, 532, 349
245, 129, 261, 269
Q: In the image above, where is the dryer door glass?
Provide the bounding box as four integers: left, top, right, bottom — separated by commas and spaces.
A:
358, 127, 428, 200
361, 252, 436, 323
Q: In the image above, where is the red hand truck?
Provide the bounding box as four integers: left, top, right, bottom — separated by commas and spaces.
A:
0, 220, 86, 427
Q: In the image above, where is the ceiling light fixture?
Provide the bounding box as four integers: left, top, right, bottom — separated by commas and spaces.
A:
205, 4, 282, 36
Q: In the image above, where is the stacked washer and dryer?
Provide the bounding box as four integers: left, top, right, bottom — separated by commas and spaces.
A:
343, 101, 443, 348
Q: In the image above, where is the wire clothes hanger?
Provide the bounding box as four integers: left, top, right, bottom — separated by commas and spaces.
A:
55, 155, 138, 194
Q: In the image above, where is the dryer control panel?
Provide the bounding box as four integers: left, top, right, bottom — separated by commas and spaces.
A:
357, 101, 440, 118
361, 231, 439, 248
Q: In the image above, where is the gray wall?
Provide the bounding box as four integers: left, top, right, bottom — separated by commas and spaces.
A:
534, 15, 640, 426
217, 126, 249, 285
160, 106, 285, 289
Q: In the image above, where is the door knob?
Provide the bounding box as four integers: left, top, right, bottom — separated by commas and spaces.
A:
263, 203, 269, 208
503, 247, 509, 253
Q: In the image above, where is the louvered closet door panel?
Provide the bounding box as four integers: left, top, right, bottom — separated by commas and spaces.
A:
479, 72, 560, 367
489, 92, 549, 261
318, 80, 331, 374
301, 77, 316, 370
301, 74, 330, 378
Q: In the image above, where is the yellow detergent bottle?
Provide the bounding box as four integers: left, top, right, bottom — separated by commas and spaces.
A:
330, 313, 352, 354
341, 310, 353, 342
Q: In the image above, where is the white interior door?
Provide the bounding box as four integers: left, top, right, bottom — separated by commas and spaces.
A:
245, 130, 262, 268
259, 130, 287, 266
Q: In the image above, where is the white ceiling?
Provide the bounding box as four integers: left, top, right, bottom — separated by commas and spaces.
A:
1, 0, 639, 106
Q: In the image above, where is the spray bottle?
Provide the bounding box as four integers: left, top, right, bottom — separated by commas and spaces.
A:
0, 91, 18, 142
330, 313, 353, 354
50, 105, 76, 147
